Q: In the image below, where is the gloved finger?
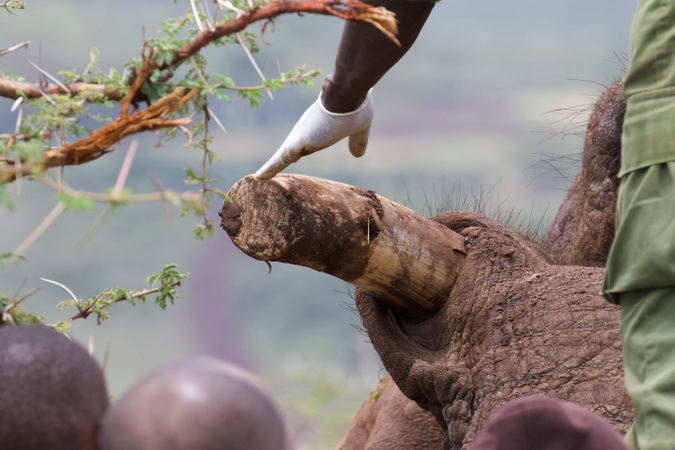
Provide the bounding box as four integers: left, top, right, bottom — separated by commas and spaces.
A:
348, 126, 370, 158
254, 143, 312, 180
254, 147, 292, 181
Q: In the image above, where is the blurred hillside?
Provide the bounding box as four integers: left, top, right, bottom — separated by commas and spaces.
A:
0, 0, 635, 448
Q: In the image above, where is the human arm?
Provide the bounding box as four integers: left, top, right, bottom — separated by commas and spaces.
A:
254, 0, 436, 180
322, 0, 435, 112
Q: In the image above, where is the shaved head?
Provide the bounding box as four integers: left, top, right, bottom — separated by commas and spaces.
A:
0, 324, 109, 450
99, 357, 293, 450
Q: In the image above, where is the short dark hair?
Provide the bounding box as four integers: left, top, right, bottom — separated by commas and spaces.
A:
0, 324, 109, 450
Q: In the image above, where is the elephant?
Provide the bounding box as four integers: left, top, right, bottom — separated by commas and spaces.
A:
221, 79, 630, 449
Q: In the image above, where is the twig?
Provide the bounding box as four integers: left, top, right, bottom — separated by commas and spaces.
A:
207, 107, 227, 135
1, 0, 24, 16
148, 173, 173, 217
14, 147, 21, 195
216, 0, 244, 16
198, 0, 215, 30
0, 0, 399, 183
0, 78, 125, 101
112, 139, 138, 198
40, 176, 202, 204
151, 0, 401, 67
196, 106, 212, 230
190, 0, 206, 32
11, 280, 27, 300
0, 40, 29, 57
235, 33, 273, 100
1, 287, 41, 325
189, 56, 214, 95
74, 204, 115, 249
28, 61, 71, 93
119, 56, 153, 117
12, 202, 66, 257
0, 0, 398, 103
36, 86, 57, 106
101, 343, 111, 375
1, 87, 198, 182
56, 282, 182, 323
69, 140, 141, 247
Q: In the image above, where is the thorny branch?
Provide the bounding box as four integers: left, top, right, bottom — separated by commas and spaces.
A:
39, 166, 202, 204
55, 281, 182, 324
0, 40, 30, 58
1, 87, 197, 181
0, 263, 188, 331
1, 0, 25, 16
0, 0, 396, 101
1, 288, 40, 325
0, 79, 124, 102
0, 0, 397, 182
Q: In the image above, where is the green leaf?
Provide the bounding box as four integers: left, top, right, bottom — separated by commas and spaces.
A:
238, 89, 263, 108
193, 223, 215, 240
12, 139, 46, 163
156, 50, 175, 67
0, 295, 44, 325
147, 273, 161, 286
53, 320, 72, 333
0, 185, 14, 211
213, 90, 231, 102
0, 253, 25, 268
57, 68, 80, 83
57, 193, 94, 212
212, 189, 231, 202
6, 1, 26, 10
212, 74, 235, 86
184, 167, 204, 185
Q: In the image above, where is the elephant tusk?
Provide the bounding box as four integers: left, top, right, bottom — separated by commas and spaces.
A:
220, 174, 466, 320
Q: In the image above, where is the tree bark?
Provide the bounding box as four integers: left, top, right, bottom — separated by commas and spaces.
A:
220, 175, 466, 319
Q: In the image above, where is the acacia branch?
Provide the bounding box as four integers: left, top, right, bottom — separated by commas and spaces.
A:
1, 87, 197, 182
53, 281, 182, 324
0, 0, 398, 182
0, 0, 397, 103
1, 287, 40, 325
171, 0, 399, 69
0, 78, 125, 101
0, 40, 30, 58
39, 176, 202, 204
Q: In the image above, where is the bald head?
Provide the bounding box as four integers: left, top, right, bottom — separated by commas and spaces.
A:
0, 324, 109, 450
99, 357, 293, 450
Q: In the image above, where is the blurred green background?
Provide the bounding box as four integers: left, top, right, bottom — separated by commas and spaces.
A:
1, 1, 635, 447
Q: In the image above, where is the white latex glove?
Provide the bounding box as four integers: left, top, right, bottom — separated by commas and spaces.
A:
254, 91, 374, 180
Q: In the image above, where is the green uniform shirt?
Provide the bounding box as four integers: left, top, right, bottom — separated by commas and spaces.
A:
602, 0, 675, 304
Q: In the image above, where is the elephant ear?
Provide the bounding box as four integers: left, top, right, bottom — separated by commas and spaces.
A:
542, 79, 625, 267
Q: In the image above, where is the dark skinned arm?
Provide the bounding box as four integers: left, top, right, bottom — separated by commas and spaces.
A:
254, 0, 435, 179
322, 0, 436, 113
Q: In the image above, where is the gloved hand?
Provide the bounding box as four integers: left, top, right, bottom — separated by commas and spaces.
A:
254, 90, 373, 180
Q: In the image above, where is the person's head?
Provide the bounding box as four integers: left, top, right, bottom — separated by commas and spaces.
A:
99, 357, 293, 450
472, 396, 628, 450
0, 324, 109, 450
